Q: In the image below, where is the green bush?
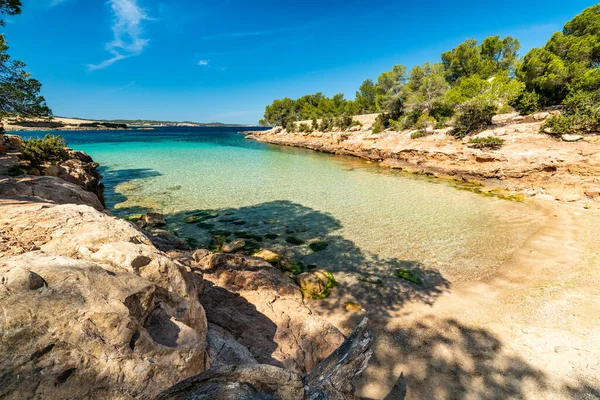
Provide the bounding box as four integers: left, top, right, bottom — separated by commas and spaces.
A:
319, 116, 334, 131
311, 118, 319, 131
372, 113, 392, 133
20, 134, 69, 168
410, 130, 430, 139
415, 114, 436, 131
335, 115, 354, 130
541, 115, 574, 137
452, 103, 497, 138
297, 123, 312, 133
510, 89, 540, 114
468, 137, 505, 149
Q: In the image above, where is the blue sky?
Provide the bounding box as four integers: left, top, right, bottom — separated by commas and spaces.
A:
2, 0, 597, 124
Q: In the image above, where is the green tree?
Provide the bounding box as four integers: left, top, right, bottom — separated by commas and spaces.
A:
375, 64, 407, 115
355, 79, 378, 114
0, 0, 21, 26
403, 62, 449, 115
441, 36, 521, 83
262, 97, 296, 127
519, 4, 600, 105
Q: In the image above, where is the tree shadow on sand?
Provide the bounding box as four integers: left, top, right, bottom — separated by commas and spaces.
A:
126, 200, 599, 399
165, 200, 451, 315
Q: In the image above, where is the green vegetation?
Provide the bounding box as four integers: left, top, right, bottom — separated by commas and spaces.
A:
394, 268, 424, 286
0, 1, 51, 139
468, 137, 505, 149
309, 241, 329, 252
261, 5, 600, 137
20, 135, 69, 168
285, 236, 305, 246
410, 130, 430, 140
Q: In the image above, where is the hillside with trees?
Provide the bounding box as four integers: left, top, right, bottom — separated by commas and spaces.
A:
260, 4, 600, 138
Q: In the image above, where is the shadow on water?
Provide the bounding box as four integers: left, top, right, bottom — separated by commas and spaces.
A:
98, 165, 162, 214
103, 195, 600, 399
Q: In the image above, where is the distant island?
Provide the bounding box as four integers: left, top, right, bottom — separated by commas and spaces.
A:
1, 116, 254, 131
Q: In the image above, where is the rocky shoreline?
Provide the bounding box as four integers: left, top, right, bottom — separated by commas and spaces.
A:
246, 113, 600, 207
2, 117, 128, 132
0, 136, 372, 399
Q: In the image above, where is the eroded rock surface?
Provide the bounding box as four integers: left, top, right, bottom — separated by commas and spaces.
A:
155, 318, 373, 400
0, 196, 208, 399
196, 253, 345, 373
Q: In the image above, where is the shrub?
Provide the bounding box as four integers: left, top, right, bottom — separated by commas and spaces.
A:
452, 103, 497, 138
510, 89, 540, 115
311, 118, 319, 131
410, 130, 430, 140
372, 113, 392, 134
414, 114, 436, 131
335, 115, 354, 130
319, 116, 334, 131
541, 115, 574, 137
20, 134, 69, 168
468, 137, 505, 149
297, 123, 312, 133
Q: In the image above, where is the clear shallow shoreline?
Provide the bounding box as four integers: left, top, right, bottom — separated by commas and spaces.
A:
24, 127, 546, 284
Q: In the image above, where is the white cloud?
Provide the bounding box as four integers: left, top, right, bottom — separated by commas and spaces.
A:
198, 60, 209, 66
49, 0, 70, 7
88, 0, 151, 71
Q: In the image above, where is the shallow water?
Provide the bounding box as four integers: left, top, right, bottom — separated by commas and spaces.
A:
25, 127, 546, 282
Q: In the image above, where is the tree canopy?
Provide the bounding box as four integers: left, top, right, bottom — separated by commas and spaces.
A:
261, 5, 599, 136
0, 0, 21, 26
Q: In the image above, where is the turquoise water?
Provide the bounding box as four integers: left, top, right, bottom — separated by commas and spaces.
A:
26, 128, 546, 283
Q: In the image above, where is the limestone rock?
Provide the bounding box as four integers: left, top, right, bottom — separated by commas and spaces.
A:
141, 212, 167, 227
532, 111, 550, 121
155, 318, 373, 400
146, 229, 192, 252
0, 253, 207, 400
0, 176, 103, 211
220, 238, 245, 253
492, 113, 519, 125
197, 253, 345, 373
295, 269, 337, 299
207, 323, 258, 368
584, 186, 600, 198
562, 134, 583, 142
253, 249, 280, 263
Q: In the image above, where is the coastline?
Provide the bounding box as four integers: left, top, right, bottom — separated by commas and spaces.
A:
1, 131, 599, 398
246, 114, 600, 208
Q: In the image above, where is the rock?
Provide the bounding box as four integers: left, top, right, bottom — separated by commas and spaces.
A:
532, 111, 550, 121
475, 155, 499, 163
512, 115, 524, 122
220, 238, 245, 253
295, 269, 337, 299
207, 323, 258, 368
193, 249, 212, 262
492, 113, 519, 125
56, 158, 105, 203
0, 253, 207, 400
146, 229, 191, 252
1, 266, 47, 291
141, 212, 167, 227
0, 176, 104, 211
156, 318, 373, 400
155, 365, 304, 400
349, 125, 361, 132
253, 249, 280, 263
198, 253, 344, 372
344, 302, 362, 313
561, 134, 583, 142
0, 196, 209, 398
42, 164, 60, 177
584, 186, 600, 198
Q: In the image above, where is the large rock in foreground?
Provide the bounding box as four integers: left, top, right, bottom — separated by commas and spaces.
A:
196, 253, 345, 373
155, 318, 373, 400
0, 197, 207, 399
